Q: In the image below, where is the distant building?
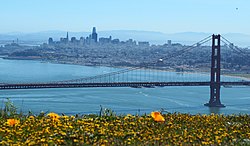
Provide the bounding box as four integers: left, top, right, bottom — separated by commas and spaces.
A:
79, 37, 85, 45
48, 37, 54, 45
111, 39, 120, 44
138, 41, 150, 47
85, 36, 90, 44
66, 32, 69, 41
99, 36, 112, 44
71, 37, 77, 43
91, 27, 98, 43
126, 39, 136, 45
60, 32, 69, 43
99, 37, 111, 44
80, 37, 84, 41
167, 40, 172, 46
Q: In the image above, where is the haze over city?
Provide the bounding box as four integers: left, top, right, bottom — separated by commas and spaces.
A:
0, 0, 249, 35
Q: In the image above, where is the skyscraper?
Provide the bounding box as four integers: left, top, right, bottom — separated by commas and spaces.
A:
48, 37, 53, 45
66, 32, 69, 42
91, 27, 98, 43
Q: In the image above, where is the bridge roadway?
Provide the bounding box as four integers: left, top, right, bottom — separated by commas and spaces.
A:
0, 81, 250, 90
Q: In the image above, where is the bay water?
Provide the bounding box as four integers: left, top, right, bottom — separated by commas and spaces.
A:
0, 58, 249, 115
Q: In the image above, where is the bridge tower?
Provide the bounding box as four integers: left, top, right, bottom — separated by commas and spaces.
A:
205, 34, 225, 107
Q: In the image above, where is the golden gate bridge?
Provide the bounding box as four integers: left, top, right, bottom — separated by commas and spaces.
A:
0, 34, 250, 107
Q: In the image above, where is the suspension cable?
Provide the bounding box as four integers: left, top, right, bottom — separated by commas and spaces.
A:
151, 35, 212, 65
221, 39, 250, 64
58, 35, 212, 83
221, 36, 250, 57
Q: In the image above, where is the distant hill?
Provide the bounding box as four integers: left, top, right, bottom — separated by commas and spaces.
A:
0, 30, 249, 47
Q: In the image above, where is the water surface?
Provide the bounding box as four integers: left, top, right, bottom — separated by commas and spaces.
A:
0, 58, 249, 115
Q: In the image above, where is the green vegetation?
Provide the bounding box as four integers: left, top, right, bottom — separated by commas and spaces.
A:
0, 99, 249, 145
0, 98, 18, 118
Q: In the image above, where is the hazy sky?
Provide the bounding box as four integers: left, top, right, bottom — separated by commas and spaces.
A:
0, 0, 249, 34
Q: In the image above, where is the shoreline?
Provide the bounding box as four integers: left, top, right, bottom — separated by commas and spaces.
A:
1, 57, 249, 80
223, 74, 250, 81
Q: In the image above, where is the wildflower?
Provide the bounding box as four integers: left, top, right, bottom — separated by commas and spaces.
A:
151, 111, 165, 122
47, 112, 60, 121
124, 114, 134, 120
61, 115, 69, 119
6, 119, 20, 126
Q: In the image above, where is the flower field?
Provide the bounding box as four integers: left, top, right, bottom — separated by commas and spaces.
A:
0, 112, 249, 145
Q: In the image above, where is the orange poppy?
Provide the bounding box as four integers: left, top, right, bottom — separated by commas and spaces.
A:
7, 119, 20, 126
151, 111, 165, 122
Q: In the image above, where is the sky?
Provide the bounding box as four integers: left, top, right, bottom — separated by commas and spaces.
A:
0, 0, 249, 34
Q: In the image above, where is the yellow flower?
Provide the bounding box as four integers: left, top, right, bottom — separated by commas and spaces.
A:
6, 119, 20, 126
47, 112, 60, 121
151, 111, 165, 122
61, 115, 69, 119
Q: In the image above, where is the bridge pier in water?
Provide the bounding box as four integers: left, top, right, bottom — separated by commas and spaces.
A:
204, 34, 225, 107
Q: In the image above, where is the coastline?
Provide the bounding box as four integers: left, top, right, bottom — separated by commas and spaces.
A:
1, 57, 249, 80
223, 74, 250, 81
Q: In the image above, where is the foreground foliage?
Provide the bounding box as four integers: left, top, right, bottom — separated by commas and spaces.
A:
0, 112, 249, 145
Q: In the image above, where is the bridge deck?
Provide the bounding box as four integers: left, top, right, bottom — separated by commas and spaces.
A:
0, 82, 249, 90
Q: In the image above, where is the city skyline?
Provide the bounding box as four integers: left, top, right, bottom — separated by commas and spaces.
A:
0, 0, 249, 35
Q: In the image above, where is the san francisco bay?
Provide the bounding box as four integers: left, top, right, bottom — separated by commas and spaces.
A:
0, 58, 249, 115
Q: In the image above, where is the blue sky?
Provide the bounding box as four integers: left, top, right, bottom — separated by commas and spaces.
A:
0, 0, 249, 34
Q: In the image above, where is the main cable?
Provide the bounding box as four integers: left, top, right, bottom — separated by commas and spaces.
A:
59, 35, 212, 83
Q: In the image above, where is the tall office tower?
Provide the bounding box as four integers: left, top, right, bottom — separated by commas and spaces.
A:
66, 32, 69, 41
91, 27, 98, 43
48, 37, 54, 45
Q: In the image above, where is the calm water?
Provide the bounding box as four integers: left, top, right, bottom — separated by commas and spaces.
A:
0, 58, 249, 115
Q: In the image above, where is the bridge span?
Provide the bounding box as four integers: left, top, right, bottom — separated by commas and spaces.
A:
0, 81, 249, 90
1, 34, 249, 107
